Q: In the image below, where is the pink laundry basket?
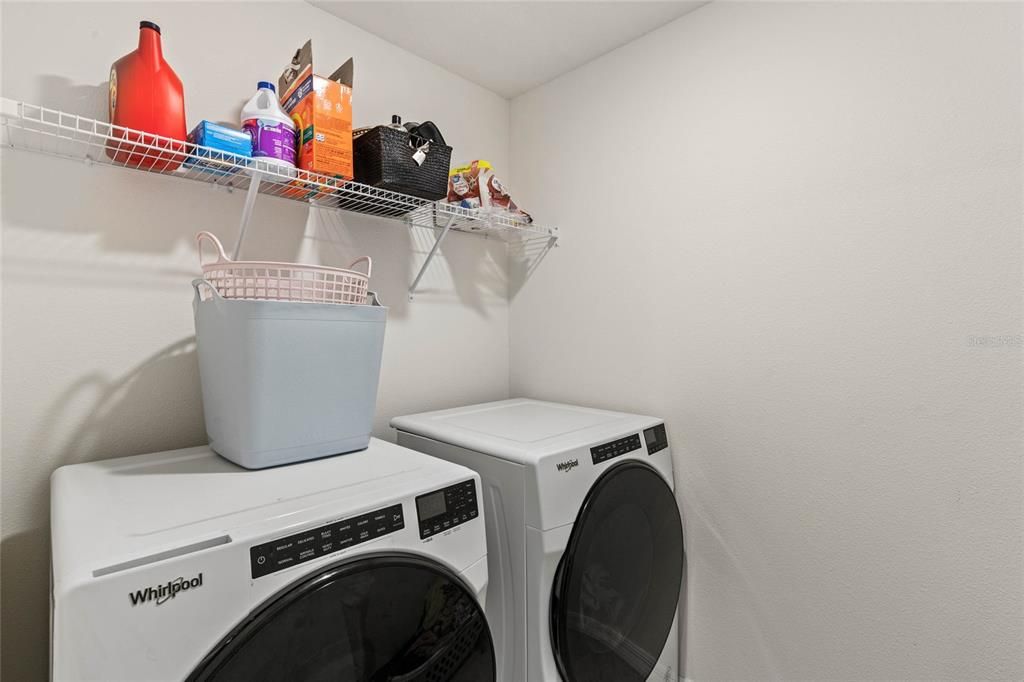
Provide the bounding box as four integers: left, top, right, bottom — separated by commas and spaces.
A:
196, 231, 371, 305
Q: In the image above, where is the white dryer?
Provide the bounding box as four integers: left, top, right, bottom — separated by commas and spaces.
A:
392, 399, 684, 682
50, 438, 495, 681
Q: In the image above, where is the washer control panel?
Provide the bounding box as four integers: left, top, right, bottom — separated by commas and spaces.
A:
416, 479, 478, 539
250, 503, 404, 579
591, 433, 642, 464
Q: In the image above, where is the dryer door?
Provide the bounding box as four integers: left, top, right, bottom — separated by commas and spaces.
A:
188, 554, 495, 682
550, 460, 684, 682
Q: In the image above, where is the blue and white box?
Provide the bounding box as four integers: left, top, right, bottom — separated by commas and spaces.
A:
185, 121, 252, 175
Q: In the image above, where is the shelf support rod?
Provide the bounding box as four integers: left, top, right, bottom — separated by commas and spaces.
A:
232, 170, 262, 260
409, 214, 456, 300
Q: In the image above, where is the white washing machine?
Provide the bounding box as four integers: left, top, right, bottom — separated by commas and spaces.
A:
392, 399, 684, 682
50, 438, 496, 681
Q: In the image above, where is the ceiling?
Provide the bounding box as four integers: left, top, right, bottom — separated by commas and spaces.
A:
312, 1, 709, 98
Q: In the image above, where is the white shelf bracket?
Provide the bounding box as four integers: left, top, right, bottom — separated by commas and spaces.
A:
409, 214, 457, 300
232, 170, 262, 260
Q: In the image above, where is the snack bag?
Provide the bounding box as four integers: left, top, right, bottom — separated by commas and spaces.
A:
447, 160, 532, 223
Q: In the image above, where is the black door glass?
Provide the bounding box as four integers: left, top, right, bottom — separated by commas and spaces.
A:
188, 554, 495, 682
551, 460, 684, 682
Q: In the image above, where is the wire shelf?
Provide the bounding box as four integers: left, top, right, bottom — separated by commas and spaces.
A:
0, 98, 557, 242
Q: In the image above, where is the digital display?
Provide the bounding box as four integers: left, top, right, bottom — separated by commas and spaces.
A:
416, 491, 447, 520
416, 480, 478, 539
644, 424, 668, 454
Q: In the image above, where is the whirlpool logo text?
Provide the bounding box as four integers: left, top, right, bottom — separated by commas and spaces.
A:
129, 573, 203, 607
556, 459, 579, 473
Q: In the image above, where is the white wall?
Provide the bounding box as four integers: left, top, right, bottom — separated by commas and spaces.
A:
0, 2, 511, 678
510, 2, 1022, 680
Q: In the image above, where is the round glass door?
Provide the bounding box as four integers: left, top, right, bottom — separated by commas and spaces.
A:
550, 460, 684, 682
189, 554, 495, 682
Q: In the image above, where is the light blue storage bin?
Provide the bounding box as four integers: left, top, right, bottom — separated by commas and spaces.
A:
192, 280, 386, 469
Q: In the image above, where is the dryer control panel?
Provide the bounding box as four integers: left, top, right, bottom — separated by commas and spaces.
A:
250, 503, 405, 579
416, 479, 478, 539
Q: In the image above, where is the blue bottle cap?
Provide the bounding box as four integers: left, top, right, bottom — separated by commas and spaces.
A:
257, 81, 275, 93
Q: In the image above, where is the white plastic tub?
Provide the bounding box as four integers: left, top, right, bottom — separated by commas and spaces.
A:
192, 279, 386, 469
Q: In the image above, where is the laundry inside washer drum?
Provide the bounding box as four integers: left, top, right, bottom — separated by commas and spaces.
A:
188, 554, 496, 682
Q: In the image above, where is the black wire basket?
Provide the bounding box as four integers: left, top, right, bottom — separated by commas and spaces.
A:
353, 126, 452, 201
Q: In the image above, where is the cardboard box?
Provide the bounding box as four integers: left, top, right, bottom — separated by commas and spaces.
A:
279, 40, 354, 180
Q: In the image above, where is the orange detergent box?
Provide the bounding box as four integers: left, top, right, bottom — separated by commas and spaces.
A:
279, 40, 354, 182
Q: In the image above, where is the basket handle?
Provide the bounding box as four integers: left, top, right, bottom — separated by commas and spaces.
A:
196, 231, 231, 267
347, 256, 372, 279
191, 278, 223, 301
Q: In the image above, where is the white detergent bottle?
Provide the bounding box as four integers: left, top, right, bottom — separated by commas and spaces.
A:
241, 81, 296, 169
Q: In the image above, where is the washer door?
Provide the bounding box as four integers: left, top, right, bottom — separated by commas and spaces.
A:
550, 460, 684, 682
188, 554, 495, 682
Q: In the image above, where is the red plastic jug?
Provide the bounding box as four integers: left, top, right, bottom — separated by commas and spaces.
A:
107, 21, 186, 170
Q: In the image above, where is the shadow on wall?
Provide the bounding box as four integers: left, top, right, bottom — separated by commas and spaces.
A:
508, 236, 556, 300
304, 206, 414, 320
1, 146, 247, 256
1, 529, 50, 681
34, 74, 249, 146
310, 206, 510, 319
29, 337, 206, 466
36, 75, 108, 121
449, 231, 509, 318
1, 338, 207, 680
406, 222, 512, 316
